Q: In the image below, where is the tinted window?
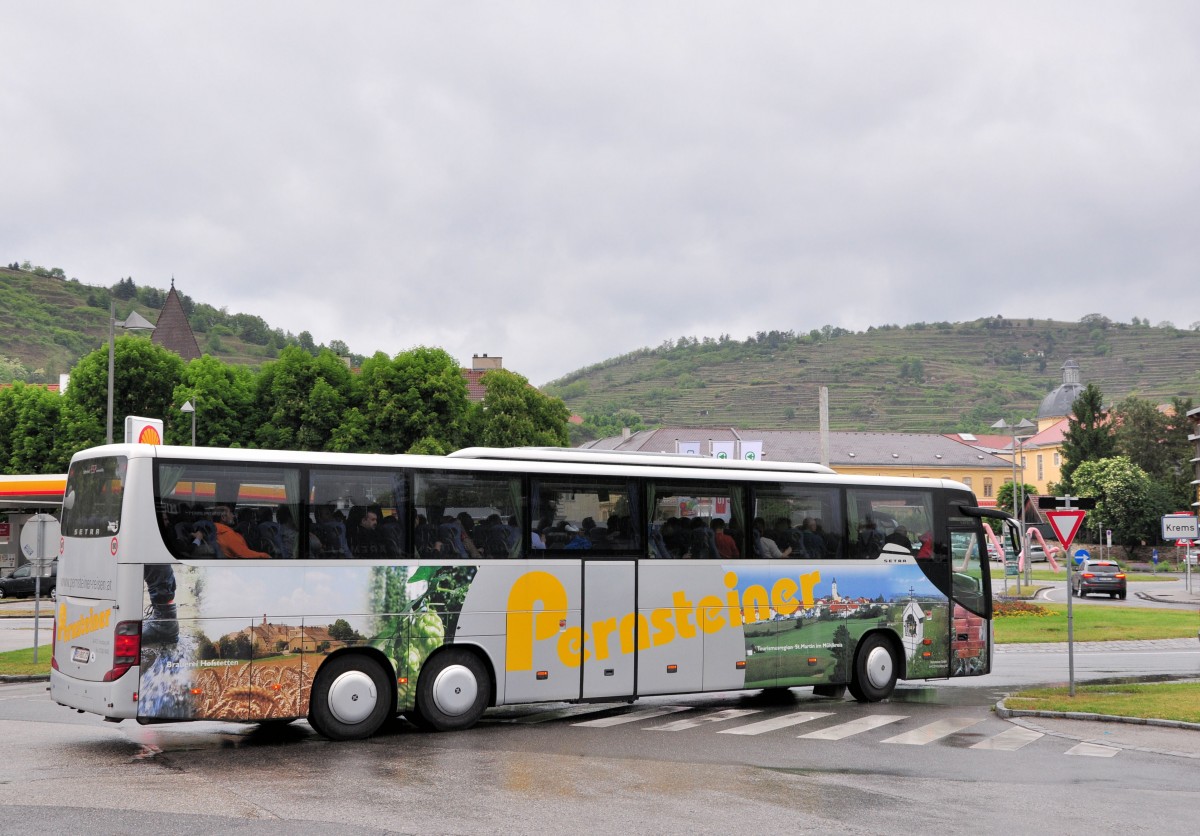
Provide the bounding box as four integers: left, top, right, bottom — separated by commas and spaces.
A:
648, 480, 744, 559
309, 468, 407, 558
752, 483, 844, 559
846, 488, 934, 559
62, 456, 127, 538
532, 476, 640, 554
155, 461, 302, 560
414, 470, 525, 559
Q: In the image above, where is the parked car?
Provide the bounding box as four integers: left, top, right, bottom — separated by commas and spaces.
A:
0, 561, 57, 600
1071, 559, 1126, 599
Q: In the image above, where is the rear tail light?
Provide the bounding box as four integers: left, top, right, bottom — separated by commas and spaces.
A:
103, 621, 141, 682
1081, 573, 1094, 578
1115, 573, 1126, 579
51, 614, 58, 671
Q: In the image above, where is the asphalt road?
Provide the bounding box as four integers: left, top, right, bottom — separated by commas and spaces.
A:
2, 636, 1200, 834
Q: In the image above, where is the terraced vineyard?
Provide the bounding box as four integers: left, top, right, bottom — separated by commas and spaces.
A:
546, 318, 1200, 434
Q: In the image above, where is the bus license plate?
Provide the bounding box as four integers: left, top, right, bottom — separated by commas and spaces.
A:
72, 647, 90, 663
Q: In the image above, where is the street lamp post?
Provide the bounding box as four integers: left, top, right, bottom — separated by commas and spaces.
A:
992, 418, 1036, 584
105, 302, 157, 444
180, 400, 196, 446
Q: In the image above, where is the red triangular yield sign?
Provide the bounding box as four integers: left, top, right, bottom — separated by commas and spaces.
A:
1046, 509, 1087, 550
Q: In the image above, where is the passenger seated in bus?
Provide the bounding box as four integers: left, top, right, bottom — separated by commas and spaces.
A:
481, 514, 520, 557
187, 519, 220, 556
857, 517, 885, 558
211, 505, 271, 558
275, 505, 301, 558
313, 504, 351, 558
685, 517, 717, 559
772, 517, 801, 557
884, 525, 914, 552
348, 506, 384, 556
711, 517, 740, 558
563, 524, 592, 550
660, 517, 688, 558
456, 513, 482, 558
801, 518, 826, 558
753, 517, 791, 559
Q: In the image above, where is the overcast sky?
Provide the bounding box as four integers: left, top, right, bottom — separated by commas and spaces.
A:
5, 3, 1198, 385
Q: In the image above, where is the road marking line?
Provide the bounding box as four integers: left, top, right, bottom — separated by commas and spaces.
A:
883, 717, 980, 745
717, 711, 833, 735
1066, 742, 1120, 758
970, 727, 1044, 750
510, 704, 626, 724
799, 714, 906, 740
573, 706, 692, 727
648, 708, 761, 731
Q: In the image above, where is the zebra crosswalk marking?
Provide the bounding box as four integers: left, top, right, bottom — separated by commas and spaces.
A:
1066, 742, 1120, 758
970, 727, 1044, 751
573, 706, 692, 727
649, 708, 761, 731
883, 717, 980, 745
717, 711, 833, 736
798, 714, 907, 740
510, 704, 625, 724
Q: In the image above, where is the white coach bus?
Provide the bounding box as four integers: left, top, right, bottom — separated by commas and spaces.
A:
50, 444, 1009, 740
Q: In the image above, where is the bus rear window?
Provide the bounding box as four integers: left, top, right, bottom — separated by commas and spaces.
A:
61, 456, 128, 538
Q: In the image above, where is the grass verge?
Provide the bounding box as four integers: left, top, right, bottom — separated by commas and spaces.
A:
994, 602, 1199, 643
1006, 681, 1200, 724
0, 644, 52, 677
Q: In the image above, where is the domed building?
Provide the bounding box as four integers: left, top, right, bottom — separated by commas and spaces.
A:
1036, 359, 1085, 431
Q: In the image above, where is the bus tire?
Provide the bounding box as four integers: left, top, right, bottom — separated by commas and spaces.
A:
848, 634, 898, 703
308, 653, 393, 741
415, 648, 491, 732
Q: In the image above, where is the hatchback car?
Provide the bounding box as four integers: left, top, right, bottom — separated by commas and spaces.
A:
0, 562, 57, 600
1072, 559, 1126, 599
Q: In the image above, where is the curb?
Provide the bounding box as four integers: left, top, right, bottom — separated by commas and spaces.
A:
0, 675, 50, 683
996, 698, 1200, 731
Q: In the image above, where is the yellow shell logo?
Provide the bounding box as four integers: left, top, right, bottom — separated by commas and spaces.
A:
138, 425, 162, 445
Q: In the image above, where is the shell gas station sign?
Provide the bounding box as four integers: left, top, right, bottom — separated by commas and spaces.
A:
124, 416, 164, 445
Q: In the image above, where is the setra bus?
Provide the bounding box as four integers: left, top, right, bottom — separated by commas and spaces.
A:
50, 443, 1011, 740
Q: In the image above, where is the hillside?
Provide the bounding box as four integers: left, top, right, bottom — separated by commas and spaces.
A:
544, 318, 1200, 435
0, 266, 339, 382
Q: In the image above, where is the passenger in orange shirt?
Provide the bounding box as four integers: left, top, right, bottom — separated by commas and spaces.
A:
212, 505, 271, 558
711, 517, 740, 559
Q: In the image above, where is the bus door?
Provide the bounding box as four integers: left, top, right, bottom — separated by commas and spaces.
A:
581, 560, 637, 698
948, 524, 991, 677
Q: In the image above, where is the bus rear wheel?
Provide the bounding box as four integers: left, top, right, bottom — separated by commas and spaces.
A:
415, 648, 491, 732
848, 634, 898, 703
308, 654, 392, 741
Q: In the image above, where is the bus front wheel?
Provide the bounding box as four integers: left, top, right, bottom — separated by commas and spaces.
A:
848, 635, 898, 703
415, 648, 491, 732
309, 654, 393, 741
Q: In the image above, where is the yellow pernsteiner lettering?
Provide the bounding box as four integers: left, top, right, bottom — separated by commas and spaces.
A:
57, 604, 112, 643
671, 591, 697, 639
799, 570, 821, 608
557, 626, 587, 666
771, 577, 799, 616
650, 606, 676, 646
592, 617, 619, 661
506, 571, 569, 671
619, 612, 649, 654
697, 595, 725, 633
723, 572, 742, 627
742, 584, 771, 623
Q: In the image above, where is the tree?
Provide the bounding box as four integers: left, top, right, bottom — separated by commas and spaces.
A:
254, 347, 353, 451
466, 368, 570, 448
1071, 456, 1165, 557
327, 618, 359, 641
1058, 383, 1115, 490
53, 336, 185, 466
355, 347, 470, 454
168, 355, 256, 447
6, 384, 63, 474
996, 481, 1038, 515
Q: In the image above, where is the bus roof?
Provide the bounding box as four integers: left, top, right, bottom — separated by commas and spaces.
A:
449, 446, 837, 475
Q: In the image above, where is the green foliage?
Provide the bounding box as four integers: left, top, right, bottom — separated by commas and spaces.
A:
1071, 456, 1166, 556
467, 368, 570, 448
1059, 383, 1115, 490
168, 356, 256, 447
995, 481, 1038, 514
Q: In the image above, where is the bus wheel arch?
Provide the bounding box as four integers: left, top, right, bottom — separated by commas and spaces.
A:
308, 649, 396, 741
413, 645, 493, 732
848, 630, 903, 703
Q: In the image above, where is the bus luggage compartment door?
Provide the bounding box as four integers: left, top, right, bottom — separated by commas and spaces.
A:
581, 561, 636, 699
